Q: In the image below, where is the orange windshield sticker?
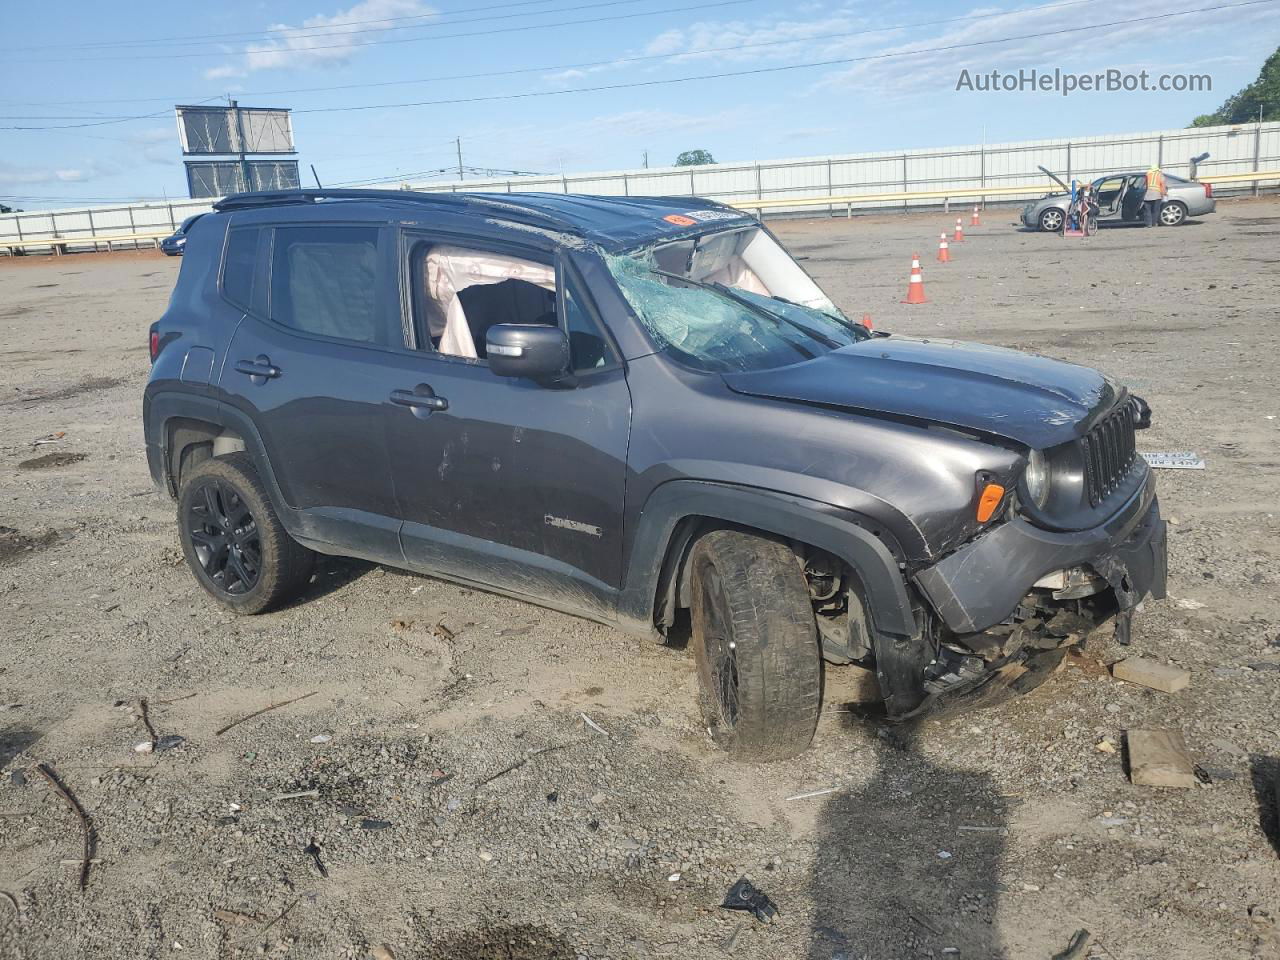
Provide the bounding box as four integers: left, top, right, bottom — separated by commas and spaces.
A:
663, 214, 697, 226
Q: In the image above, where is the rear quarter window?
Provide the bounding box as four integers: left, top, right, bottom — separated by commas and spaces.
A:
221, 227, 262, 312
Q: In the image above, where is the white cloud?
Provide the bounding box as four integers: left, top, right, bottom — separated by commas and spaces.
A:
204, 0, 437, 80
0, 159, 118, 187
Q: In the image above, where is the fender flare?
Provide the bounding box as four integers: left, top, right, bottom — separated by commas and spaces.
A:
616, 480, 918, 640
146, 391, 293, 522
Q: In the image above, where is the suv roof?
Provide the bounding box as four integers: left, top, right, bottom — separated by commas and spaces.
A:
212, 189, 755, 252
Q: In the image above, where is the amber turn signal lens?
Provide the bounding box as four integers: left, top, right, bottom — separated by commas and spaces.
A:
976, 483, 1006, 523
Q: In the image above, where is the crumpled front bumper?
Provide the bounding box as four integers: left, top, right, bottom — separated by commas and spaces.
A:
913, 479, 1167, 635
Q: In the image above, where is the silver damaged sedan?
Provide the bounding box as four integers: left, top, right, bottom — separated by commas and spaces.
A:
1022, 169, 1216, 231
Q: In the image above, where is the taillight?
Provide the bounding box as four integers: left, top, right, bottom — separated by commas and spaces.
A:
149, 328, 160, 362
1203, 182, 1213, 198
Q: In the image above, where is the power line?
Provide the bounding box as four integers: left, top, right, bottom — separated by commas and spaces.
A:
3, 0, 1269, 132
5, 0, 759, 65
281, 0, 1280, 117
7, 0, 571, 51
0, 0, 1115, 109
7, 0, 669, 54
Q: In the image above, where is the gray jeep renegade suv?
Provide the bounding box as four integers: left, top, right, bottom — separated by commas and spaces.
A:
145, 188, 1167, 760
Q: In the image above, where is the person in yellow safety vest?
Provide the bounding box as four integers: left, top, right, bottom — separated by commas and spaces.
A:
1143, 164, 1168, 227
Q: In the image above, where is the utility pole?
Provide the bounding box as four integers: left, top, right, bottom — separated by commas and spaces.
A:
456, 137, 464, 180
642, 150, 649, 169
230, 99, 251, 193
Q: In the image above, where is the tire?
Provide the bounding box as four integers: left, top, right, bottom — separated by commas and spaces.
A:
1038, 208, 1065, 232
689, 530, 822, 761
1159, 201, 1187, 226
177, 452, 315, 615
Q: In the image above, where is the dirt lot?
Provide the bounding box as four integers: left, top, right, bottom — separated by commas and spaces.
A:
2, 199, 1278, 960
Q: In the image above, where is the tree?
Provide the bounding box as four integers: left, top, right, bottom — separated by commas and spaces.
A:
675, 149, 716, 166
1190, 45, 1280, 126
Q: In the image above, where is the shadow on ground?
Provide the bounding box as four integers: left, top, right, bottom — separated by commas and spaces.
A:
807, 715, 1008, 959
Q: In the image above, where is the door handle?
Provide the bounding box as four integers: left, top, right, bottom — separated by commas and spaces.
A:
234, 355, 281, 382
390, 385, 448, 416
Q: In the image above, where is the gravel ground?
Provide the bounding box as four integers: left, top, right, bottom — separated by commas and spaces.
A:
1, 200, 1278, 960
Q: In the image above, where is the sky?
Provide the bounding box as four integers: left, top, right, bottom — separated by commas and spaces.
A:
1, 0, 1277, 209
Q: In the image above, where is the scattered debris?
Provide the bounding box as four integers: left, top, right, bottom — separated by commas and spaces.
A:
360, 819, 393, 830
1051, 928, 1092, 960
957, 824, 1005, 834
1140, 452, 1205, 469
309, 734, 332, 744
937, 850, 953, 859
260, 897, 301, 937
476, 743, 571, 788
908, 912, 941, 935
580, 713, 609, 737
155, 692, 197, 705
214, 690, 318, 736
273, 789, 320, 802
35, 763, 94, 890
17, 452, 87, 470
1194, 764, 1238, 783
667, 872, 681, 882
1172, 597, 1206, 610
1095, 738, 1118, 754
1127, 729, 1197, 788
784, 786, 838, 801
1111, 657, 1191, 693
720, 876, 779, 924
370, 946, 397, 960
212, 908, 260, 926
303, 841, 328, 879
31, 431, 66, 447
430, 620, 456, 642
10, 769, 27, 787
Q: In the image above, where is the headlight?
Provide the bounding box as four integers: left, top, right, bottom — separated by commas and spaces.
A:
1024, 449, 1050, 508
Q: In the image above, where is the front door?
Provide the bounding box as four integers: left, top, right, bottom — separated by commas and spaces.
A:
385, 236, 632, 619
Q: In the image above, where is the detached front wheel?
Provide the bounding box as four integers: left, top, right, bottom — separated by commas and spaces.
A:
689, 531, 822, 761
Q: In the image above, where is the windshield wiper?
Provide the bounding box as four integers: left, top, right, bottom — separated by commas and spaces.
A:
649, 269, 845, 350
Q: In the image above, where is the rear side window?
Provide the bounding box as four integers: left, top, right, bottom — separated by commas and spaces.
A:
269, 225, 391, 346
222, 227, 261, 311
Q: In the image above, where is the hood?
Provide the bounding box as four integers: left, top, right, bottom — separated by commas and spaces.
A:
721, 336, 1121, 449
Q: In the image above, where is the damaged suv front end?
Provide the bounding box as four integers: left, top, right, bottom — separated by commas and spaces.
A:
906, 393, 1167, 715
604, 222, 1167, 722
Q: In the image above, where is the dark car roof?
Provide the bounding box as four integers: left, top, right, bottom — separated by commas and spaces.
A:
212, 189, 756, 252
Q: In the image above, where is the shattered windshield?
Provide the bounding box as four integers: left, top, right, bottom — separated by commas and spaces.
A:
605, 227, 867, 373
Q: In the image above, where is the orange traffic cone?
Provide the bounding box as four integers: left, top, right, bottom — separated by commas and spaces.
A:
860, 313, 874, 330
902, 253, 927, 304
954, 217, 965, 242
970, 204, 981, 227
937, 231, 950, 262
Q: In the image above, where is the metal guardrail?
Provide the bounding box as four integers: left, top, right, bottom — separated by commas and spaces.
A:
1, 230, 170, 256
731, 169, 1280, 215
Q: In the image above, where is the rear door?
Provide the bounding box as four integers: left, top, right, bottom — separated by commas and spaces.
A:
385, 233, 632, 618
219, 220, 415, 561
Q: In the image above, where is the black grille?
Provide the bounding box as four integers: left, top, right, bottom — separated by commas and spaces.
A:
1082, 399, 1138, 506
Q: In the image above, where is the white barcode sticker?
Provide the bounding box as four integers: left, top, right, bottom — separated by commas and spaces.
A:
1140, 452, 1206, 470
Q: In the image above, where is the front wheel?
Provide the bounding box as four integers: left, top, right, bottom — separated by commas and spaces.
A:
1039, 208, 1065, 232
1159, 201, 1187, 226
177, 453, 315, 614
689, 531, 822, 761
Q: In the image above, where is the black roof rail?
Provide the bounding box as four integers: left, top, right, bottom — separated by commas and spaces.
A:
211, 188, 575, 232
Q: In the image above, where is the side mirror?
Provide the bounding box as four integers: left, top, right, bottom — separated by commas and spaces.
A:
486, 324, 570, 382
